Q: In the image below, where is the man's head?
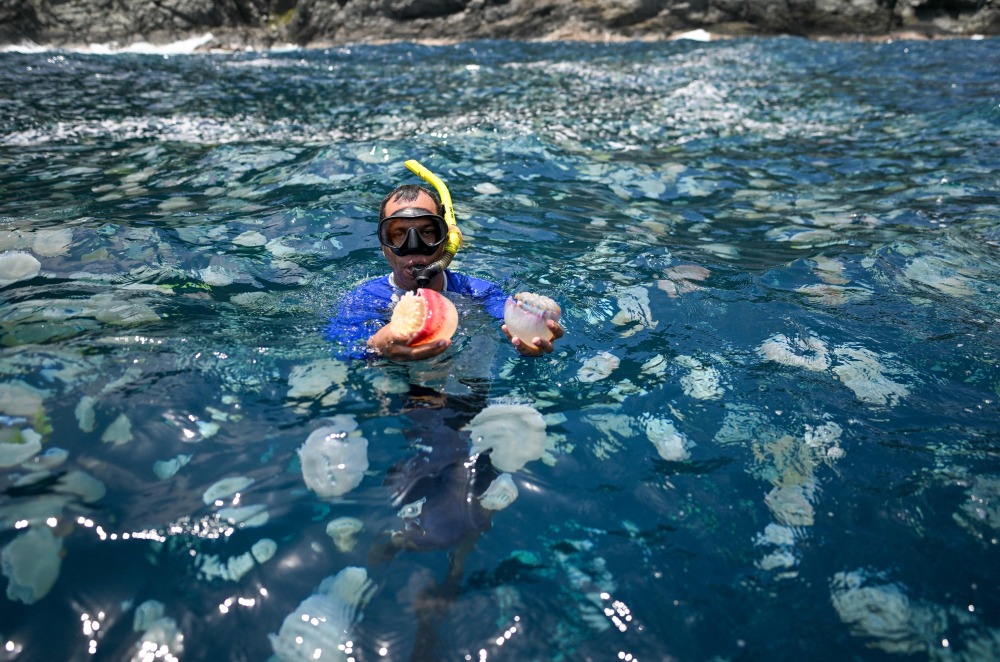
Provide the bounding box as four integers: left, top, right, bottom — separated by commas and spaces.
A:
379, 184, 444, 219
378, 184, 448, 291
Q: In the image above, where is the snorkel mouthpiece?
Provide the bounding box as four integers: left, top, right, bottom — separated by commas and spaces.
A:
413, 266, 434, 288
403, 159, 461, 287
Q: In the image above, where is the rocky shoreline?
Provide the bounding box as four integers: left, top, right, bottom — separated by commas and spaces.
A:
1, 0, 998, 51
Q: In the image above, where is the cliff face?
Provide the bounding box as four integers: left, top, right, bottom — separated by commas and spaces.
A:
1, 0, 997, 48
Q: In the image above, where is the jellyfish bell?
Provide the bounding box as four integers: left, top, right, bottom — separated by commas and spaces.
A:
270, 566, 375, 661
0, 251, 41, 286
478, 473, 519, 511
2, 526, 63, 604
464, 404, 546, 473
298, 419, 369, 499
503, 292, 561, 349
387, 288, 458, 346
326, 517, 363, 553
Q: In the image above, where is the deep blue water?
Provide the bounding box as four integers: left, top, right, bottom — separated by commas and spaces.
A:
1, 36, 999, 661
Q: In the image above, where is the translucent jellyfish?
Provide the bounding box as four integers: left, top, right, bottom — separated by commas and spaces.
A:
298, 418, 369, 499
251, 538, 277, 564
52, 470, 106, 503
270, 567, 375, 661
132, 599, 184, 659
479, 473, 519, 511
758, 334, 830, 372
0, 428, 42, 468
811, 256, 849, 285
100, 413, 133, 445
0, 251, 41, 286
31, 228, 73, 257
200, 265, 234, 287
21, 446, 69, 471
195, 538, 274, 582
202, 476, 255, 505
153, 453, 192, 480
640, 354, 668, 378
232, 231, 267, 247
464, 404, 546, 473
133, 599, 166, 632
832, 346, 909, 407
953, 475, 1000, 541
0, 380, 47, 418
764, 483, 815, 527
657, 264, 709, 298
196, 550, 257, 582
643, 416, 692, 461
89, 293, 160, 325
503, 292, 561, 349
2, 526, 63, 604
902, 255, 975, 298
217, 504, 269, 528
795, 283, 872, 306
577, 351, 620, 383
326, 517, 363, 553
75, 395, 97, 433
286, 359, 349, 409
830, 570, 937, 655
804, 422, 845, 461
474, 182, 502, 195
611, 285, 657, 338
676, 355, 724, 400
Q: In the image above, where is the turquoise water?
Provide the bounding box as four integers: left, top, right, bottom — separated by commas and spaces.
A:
1, 36, 999, 660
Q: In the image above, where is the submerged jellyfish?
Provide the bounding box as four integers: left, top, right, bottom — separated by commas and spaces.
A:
464, 404, 546, 473
643, 416, 692, 462
2, 526, 63, 604
0, 251, 41, 286
577, 351, 620, 383
202, 476, 255, 505
758, 334, 830, 372
298, 418, 369, 499
270, 566, 375, 661
326, 517, 364, 553
478, 473, 519, 511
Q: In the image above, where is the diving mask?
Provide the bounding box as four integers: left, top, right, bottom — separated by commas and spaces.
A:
378, 207, 448, 256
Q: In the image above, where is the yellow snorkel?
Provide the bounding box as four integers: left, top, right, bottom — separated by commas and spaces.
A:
404, 159, 462, 288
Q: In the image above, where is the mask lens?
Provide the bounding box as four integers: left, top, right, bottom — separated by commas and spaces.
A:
378, 212, 447, 255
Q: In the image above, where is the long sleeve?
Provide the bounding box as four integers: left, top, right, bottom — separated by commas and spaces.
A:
325, 277, 395, 360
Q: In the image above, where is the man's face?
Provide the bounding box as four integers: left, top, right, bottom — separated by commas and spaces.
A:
381, 190, 447, 291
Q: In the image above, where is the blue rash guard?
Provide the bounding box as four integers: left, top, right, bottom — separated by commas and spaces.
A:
326, 270, 507, 359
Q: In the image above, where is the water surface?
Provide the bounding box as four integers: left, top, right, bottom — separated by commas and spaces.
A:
1, 37, 999, 661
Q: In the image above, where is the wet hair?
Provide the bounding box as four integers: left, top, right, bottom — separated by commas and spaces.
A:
378, 184, 443, 220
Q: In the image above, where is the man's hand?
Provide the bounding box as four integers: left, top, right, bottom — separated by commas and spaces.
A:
503, 319, 564, 357
368, 324, 450, 361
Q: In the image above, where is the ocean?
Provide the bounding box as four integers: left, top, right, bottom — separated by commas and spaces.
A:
1, 35, 999, 661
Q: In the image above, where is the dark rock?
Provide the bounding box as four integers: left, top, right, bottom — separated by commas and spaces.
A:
0, 0, 996, 48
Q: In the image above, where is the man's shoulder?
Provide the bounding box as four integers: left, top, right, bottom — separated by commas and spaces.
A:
346, 275, 394, 299
445, 270, 500, 295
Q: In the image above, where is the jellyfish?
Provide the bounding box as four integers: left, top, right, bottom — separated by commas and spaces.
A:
386, 288, 459, 346
298, 418, 369, 499
478, 473, 519, 511
503, 292, 561, 349
464, 404, 546, 473
326, 517, 363, 553
2, 526, 63, 604
270, 566, 375, 661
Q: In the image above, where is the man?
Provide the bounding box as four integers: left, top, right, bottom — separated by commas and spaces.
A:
327, 183, 564, 361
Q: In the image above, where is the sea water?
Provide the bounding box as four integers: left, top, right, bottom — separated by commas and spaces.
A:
0, 36, 999, 661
